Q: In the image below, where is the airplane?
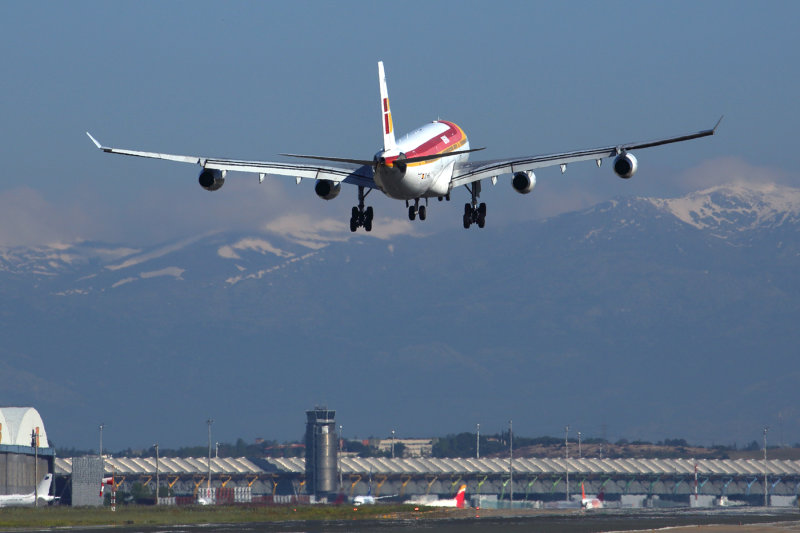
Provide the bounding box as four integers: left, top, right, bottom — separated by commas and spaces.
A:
87, 62, 720, 232
580, 482, 604, 509
0, 473, 57, 507
353, 492, 395, 506
405, 484, 467, 508
352, 470, 396, 505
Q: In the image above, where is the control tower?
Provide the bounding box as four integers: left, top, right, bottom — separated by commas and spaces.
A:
304, 407, 338, 496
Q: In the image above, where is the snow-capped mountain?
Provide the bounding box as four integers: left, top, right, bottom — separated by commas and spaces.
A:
651, 183, 800, 235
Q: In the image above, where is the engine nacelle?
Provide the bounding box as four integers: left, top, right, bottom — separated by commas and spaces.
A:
314, 179, 342, 200
198, 168, 225, 191
613, 152, 638, 179
511, 171, 536, 194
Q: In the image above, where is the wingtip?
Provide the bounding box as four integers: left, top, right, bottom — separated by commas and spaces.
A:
713, 115, 724, 133
86, 131, 102, 149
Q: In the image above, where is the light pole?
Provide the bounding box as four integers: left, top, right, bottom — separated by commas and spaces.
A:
154, 443, 160, 505
476, 423, 480, 459
565, 426, 570, 502
31, 429, 38, 507
338, 424, 343, 489
391, 429, 396, 458
99, 422, 105, 492
207, 418, 214, 492
578, 431, 582, 459
763, 426, 769, 507
509, 419, 513, 507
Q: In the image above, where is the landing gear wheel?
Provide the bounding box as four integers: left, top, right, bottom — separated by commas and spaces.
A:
352, 206, 360, 219
463, 213, 471, 229
409, 205, 416, 221
363, 206, 373, 232
349, 217, 358, 232
419, 205, 427, 221
477, 202, 486, 228
464, 203, 472, 216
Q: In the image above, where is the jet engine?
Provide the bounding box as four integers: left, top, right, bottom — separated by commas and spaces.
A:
314, 179, 342, 200
198, 168, 225, 191
511, 171, 536, 194
613, 153, 638, 179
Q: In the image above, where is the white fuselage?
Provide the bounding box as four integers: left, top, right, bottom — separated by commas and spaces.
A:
0, 475, 55, 507
373, 120, 470, 200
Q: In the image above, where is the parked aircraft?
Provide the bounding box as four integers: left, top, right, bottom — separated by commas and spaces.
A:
353, 492, 395, 505
405, 484, 467, 508
87, 62, 719, 231
580, 482, 604, 509
352, 470, 396, 505
0, 474, 56, 507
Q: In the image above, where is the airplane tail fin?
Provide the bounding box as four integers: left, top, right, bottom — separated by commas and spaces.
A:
455, 484, 467, 508
378, 61, 397, 152
581, 481, 586, 500
36, 474, 53, 498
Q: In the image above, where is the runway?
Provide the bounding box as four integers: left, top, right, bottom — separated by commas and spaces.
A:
54, 507, 800, 533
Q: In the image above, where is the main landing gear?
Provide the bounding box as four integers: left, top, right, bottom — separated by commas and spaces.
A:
407, 198, 427, 221
350, 186, 374, 232
463, 181, 486, 229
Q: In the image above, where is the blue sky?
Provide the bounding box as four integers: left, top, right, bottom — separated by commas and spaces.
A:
1, 1, 797, 247
2, 2, 800, 449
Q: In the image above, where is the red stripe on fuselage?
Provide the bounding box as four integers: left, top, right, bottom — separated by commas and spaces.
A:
383, 121, 467, 168
404, 120, 465, 160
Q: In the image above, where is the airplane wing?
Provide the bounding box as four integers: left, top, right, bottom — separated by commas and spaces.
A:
450, 118, 721, 188
86, 133, 376, 189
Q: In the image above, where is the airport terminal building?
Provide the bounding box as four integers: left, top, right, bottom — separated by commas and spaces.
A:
6, 407, 799, 508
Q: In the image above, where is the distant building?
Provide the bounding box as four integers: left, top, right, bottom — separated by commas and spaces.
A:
376, 438, 433, 458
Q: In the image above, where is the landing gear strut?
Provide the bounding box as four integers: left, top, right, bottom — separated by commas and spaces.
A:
350, 186, 373, 232
407, 198, 427, 221
462, 181, 486, 229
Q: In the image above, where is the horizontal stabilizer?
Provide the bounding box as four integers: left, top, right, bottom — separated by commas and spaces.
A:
279, 153, 374, 166
401, 147, 485, 165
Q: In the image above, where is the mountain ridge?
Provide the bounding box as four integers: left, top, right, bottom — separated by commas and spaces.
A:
3, 182, 798, 286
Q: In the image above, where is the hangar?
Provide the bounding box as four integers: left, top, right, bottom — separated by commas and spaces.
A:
0, 407, 54, 496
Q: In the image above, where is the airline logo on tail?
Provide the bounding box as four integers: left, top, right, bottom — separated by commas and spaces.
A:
383, 98, 392, 135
